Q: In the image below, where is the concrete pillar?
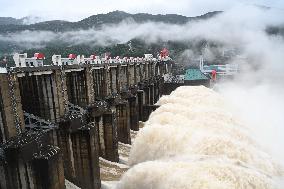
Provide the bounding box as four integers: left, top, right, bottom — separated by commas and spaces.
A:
59, 131, 75, 181
152, 62, 156, 77
54, 70, 68, 119
103, 67, 111, 97
154, 62, 159, 76
0, 102, 4, 143
126, 65, 130, 88
161, 62, 167, 75
157, 62, 163, 75
143, 105, 160, 121
58, 120, 76, 182
42, 128, 60, 148
95, 116, 106, 158
71, 124, 101, 189
115, 67, 120, 94
149, 84, 154, 105
45, 75, 56, 122
144, 63, 149, 80
0, 137, 37, 189
108, 67, 118, 95
0, 131, 65, 189
0, 73, 24, 143
165, 62, 169, 74
0, 160, 9, 189
153, 78, 160, 104
151, 62, 155, 77
32, 146, 66, 189
141, 63, 145, 81
79, 71, 88, 107
135, 63, 141, 83
166, 62, 172, 74
102, 112, 119, 162
50, 73, 61, 122
87, 101, 111, 159
137, 90, 144, 122
40, 75, 51, 120
158, 76, 165, 97
133, 63, 138, 84
143, 85, 150, 105
116, 102, 131, 144
66, 72, 75, 105
140, 63, 145, 80
148, 62, 153, 78
158, 62, 162, 75
85, 67, 95, 105
114, 67, 119, 94
128, 96, 139, 131
128, 64, 135, 86
0, 155, 33, 189
118, 65, 128, 92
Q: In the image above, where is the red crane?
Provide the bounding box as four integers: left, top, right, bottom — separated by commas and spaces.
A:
211, 70, 217, 81
160, 48, 169, 58
34, 53, 45, 59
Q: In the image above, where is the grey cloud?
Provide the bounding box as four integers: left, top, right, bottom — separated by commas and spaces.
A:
0, 0, 281, 21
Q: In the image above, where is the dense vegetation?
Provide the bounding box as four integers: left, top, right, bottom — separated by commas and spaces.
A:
0, 11, 223, 66
1, 39, 209, 66
0, 11, 222, 33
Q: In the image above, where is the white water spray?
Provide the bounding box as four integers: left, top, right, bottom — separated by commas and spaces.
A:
116, 86, 283, 189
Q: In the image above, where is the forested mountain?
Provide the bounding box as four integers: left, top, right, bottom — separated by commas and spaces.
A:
0, 17, 23, 25
0, 11, 221, 33
0, 11, 223, 64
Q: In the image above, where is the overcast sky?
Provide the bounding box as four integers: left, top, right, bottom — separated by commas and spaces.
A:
0, 0, 283, 21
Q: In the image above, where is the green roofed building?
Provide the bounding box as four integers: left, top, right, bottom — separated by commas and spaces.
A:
184, 68, 210, 87
163, 68, 211, 95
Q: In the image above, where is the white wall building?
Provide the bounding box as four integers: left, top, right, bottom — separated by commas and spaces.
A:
144, 54, 153, 60
52, 54, 79, 66
13, 53, 45, 68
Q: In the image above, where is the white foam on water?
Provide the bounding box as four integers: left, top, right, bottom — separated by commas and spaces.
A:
116, 159, 275, 189
115, 86, 284, 189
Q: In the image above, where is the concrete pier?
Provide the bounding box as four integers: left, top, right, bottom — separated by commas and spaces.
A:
0, 73, 25, 142
58, 121, 76, 182
128, 96, 139, 131
137, 90, 145, 122
32, 146, 66, 189
71, 123, 101, 189
0, 131, 65, 189
116, 101, 131, 144
87, 100, 119, 162
102, 111, 119, 162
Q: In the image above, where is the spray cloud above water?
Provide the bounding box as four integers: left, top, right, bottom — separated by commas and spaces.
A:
116, 86, 284, 189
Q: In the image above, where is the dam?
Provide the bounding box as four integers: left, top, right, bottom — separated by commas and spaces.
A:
0, 53, 171, 189
1, 52, 282, 189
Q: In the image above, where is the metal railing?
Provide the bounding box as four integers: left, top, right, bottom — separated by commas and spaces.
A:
24, 112, 57, 130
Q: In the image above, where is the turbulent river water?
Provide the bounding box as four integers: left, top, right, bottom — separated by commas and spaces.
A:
67, 85, 283, 189
115, 86, 283, 189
